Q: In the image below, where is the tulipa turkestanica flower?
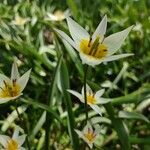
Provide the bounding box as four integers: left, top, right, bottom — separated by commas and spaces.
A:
75, 122, 100, 149
0, 60, 31, 104
0, 128, 26, 150
68, 84, 111, 116
55, 15, 133, 66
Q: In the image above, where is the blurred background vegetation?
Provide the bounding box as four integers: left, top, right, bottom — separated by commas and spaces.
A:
0, 0, 150, 149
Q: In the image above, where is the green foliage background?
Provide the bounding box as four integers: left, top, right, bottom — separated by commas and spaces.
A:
0, 0, 150, 149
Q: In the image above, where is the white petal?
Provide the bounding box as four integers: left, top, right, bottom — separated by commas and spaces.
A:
74, 129, 83, 138
92, 15, 107, 41
104, 25, 134, 55
79, 52, 103, 66
12, 127, 19, 139
75, 129, 92, 147
103, 53, 134, 62
0, 74, 11, 86
88, 143, 93, 149
94, 124, 101, 135
67, 89, 84, 103
66, 16, 90, 42
95, 97, 112, 104
54, 28, 76, 49
11, 60, 20, 80
81, 84, 93, 96
15, 135, 26, 146
90, 105, 102, 116
83, 122, 93, 134
0, 94, 22, 104
95, 89, 105, 98
17, 69, 31, 93
0, 135, 10, 148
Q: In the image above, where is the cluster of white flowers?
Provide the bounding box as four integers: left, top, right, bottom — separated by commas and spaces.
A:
55, 15, 133, 148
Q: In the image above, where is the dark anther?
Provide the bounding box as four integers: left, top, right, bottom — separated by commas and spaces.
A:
88, 37, 92, 47
13, 79, 17, 86
0, 87, 4, 91
3, 80, 7, 87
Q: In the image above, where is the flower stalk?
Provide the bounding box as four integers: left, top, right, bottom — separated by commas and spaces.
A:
83, 65, 89, 122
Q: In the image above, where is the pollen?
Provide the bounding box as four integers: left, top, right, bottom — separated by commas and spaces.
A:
80, 39, 107, 59
84, 128, 96, 143
7, 139, 18, 150
0, 80, 20, 98
87, 94, 96, 104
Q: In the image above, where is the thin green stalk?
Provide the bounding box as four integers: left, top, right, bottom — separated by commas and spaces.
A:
15, 106, 31, 150
129, 136, 150, 144
83, 65, 89, 122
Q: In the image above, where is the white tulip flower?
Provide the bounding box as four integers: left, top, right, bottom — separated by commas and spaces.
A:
0, 60, 31, 104
0, 128, 26, 150
55, 15, 133, 66
68, 84, 111, 116
75, 122, 100, 149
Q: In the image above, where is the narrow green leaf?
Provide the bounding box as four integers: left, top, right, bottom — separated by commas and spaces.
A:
45, 55, 63, 150
60, 60, 79, 150
30, 111, 46, 140
91, 117, 111, 125
118, 111, 150, 124
66, 0, 78, 18
20, 98, 62, 123
104, 103, 131, 150
129, 136, 150, 144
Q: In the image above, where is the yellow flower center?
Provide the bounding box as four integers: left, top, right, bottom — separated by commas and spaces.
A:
80, 38, 107, 59
84, 129, 96, 143
87, 94, 96, 104
0, 80, 20, 98
7, 139, 18, 150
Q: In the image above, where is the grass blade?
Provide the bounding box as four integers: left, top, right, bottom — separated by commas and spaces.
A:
60, 60, 79, 150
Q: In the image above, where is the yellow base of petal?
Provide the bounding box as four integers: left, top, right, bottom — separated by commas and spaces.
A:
7, 139, 18, 150
80, 39, 107, 59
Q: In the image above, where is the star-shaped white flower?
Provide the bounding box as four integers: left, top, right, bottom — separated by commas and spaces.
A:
75, 122, 100, 149
68, 84, 111, 116
0, 60, 31, 104
0, 128, 26, 150
55, 15, 134, 66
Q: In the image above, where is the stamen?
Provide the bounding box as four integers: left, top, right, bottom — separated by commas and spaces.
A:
3, 80, 7, 88
13, 79, 17, 86
88, 127, 91, 134
0, 87, 4, 91
80, 37, 108, 59
89, 36, 100, 55
88, 37, 92, 47
101, 36, 105, 44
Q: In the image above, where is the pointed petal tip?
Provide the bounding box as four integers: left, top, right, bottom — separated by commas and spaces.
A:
103, 14, 107, 20
126, 25, 134, 32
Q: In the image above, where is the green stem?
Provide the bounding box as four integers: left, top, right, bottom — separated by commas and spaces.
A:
104, 103, 131, 150
129, 136, 150, 144
83, 65, 89, 122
